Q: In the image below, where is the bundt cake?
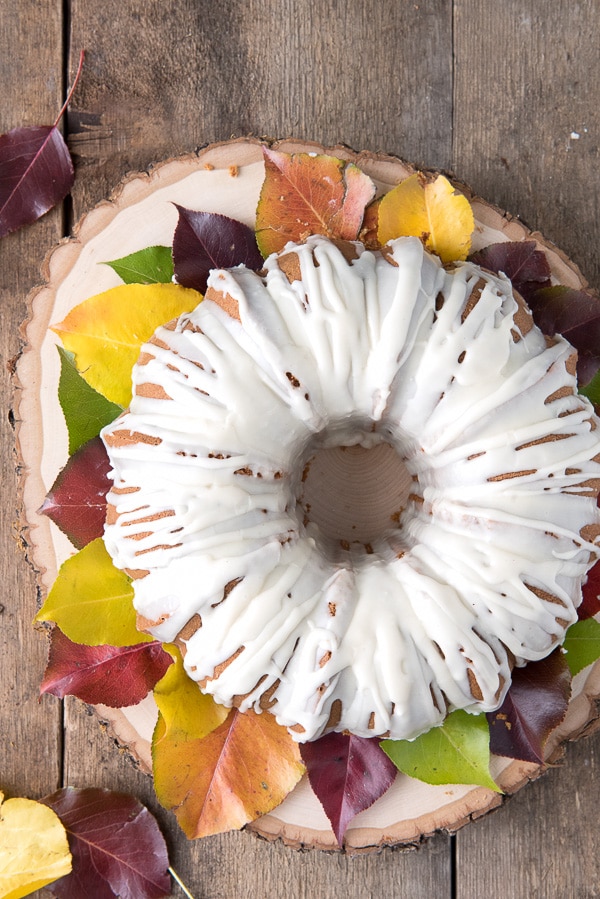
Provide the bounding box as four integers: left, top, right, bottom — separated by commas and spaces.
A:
101, 234, 600, 743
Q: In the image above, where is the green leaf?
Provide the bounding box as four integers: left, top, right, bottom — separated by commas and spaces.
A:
35, 538, 150, 647
103, 245, 174, 284
563, 617, 600, 675
579, 368, 600, 410
381, 709, 500, 791
57, 346, 122, 454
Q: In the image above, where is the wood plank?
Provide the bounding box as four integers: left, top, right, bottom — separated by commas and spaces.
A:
454, 1, 600, 895
0, 0, 64, 802
453, 0, 600, 285
456, 732, 600, 898
14, 1, 600, 896
67, 0, 454, 208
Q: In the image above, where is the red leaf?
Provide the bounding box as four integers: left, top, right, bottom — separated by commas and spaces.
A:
526, 285, 600, 385
172, 206, 264, 293
39, 436, 111, 549
579, 560, 600, 620
300, 733, 396, 845
469, 240, 551, 302
487, 649, 571, 764
41, 787, 171, 899
0, 126, 73, 237
0, 51, 83, 237
41, 626, 172, 707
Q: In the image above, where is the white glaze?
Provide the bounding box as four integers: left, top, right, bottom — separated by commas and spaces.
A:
102, 236, 600, 742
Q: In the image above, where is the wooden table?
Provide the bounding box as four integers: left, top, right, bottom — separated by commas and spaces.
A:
2, 2, 600, 896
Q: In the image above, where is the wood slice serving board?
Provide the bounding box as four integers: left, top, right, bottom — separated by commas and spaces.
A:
18, 137, 600, 852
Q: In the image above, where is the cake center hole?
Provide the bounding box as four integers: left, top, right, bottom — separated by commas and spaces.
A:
296, 441, 414, 555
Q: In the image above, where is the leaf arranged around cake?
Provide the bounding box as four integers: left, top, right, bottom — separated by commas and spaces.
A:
35, 147, 600, 845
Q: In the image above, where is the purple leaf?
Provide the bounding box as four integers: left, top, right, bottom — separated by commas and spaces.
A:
470, 240, 551, 302
39, 436, 111, 549
41, 626, 172, 707
579, 560, 600, 620
487, 649, 571, 764
172, 206, 264, 293
0, 51, 83, 237
300, 733, 397, 845
526, 285, 600, 385
0, 126, 73, 237
41, 788, 171, 899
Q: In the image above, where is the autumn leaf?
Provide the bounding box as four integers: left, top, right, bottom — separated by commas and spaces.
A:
39, 436, 111, 550
0, 791, 71, 899
377, 172, 474, 263
487, 650, 571, 764
526, 285, 600, 386
563, 617, 600, 675
56, 347, 123, 455
103, 245, 174, 284
381, 709, 499, 791
579, 368, 600, 411
469, 240, 552, 302
152, 644, 229, 741
152, 652, 304, 838
34, 538, 148, 647
300, 733, 397, 845
256, 147, 376, 257
0, 125, 73, 239
0, 52, 83, 239
52, 282, 202, 407
173, 207, 264, 293
41, 788, 170, 899
41, 626, 172, 707
579, 561, 600, 620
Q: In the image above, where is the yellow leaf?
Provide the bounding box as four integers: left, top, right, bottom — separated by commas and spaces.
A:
377, 172, 474, 263
52, 283, 202, 407
153, 644, 230, 741
0, 794, 72, 899
35, 538, 150, 647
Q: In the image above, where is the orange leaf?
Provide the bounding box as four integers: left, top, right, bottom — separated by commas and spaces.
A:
256, 148, 376, 256
153, 705, 305, 839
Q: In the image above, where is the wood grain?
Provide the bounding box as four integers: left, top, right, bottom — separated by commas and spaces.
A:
453, 3, 600, 895
0, 0, 64, 802
3, 0, 600, 897
453, 0, 600, 286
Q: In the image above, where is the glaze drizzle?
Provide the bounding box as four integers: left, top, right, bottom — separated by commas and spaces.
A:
102, 236, 600, 741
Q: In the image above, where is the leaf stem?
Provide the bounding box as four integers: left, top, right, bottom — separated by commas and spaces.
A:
54, 49, 85, 128
169, 866, 196, 899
